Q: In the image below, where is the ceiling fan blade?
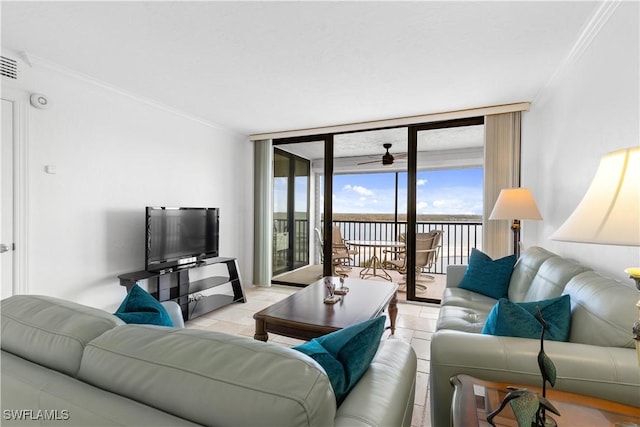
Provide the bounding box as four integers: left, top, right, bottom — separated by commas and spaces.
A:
357, 159, 383, 165
395, 153, 408, 159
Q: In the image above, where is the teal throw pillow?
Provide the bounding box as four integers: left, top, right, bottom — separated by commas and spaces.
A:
481, 295, 571, 341
115, 284, 174, 327
293, 316, 386, 405
458, 249, 517, 299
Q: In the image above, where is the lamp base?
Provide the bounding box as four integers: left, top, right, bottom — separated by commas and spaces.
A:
511, 220, 521, 258
635, 299, 640, 367
625, 268, 640, 367
636, 315, 640, 367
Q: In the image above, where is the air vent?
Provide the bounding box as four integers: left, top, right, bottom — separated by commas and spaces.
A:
1, 56, 18, 79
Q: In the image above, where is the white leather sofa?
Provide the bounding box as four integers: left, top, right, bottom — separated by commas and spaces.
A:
430, 246, 640, 427
1, 295, 417, 426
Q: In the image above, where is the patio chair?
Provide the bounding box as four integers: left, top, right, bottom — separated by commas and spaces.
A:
331, 226, 358, 272
383, 230, 443, 290
314, 227, 352, 277
415, 229, 443, 282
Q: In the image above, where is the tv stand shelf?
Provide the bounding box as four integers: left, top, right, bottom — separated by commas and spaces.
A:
118, 257, 246, 322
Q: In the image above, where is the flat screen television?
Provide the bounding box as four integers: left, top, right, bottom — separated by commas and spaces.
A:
145, 207, 219, 272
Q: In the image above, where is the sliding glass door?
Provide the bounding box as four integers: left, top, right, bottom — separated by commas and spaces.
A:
273, 148, 310, 275
407, 118, 484, 302
269, 118, 484, 303
332, 128, 408, 284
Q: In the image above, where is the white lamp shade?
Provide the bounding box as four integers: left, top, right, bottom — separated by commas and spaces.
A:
550, 147, 640, 246
489, 188, 543, 220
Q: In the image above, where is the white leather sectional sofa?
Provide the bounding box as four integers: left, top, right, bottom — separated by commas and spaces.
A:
430, 246, 640, 427
1, 294, 416, 427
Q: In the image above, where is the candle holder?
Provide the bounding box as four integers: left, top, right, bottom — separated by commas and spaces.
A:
334, 276, 349, 295
323, 277, 341, 304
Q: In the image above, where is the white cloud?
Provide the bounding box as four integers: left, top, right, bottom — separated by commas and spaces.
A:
343, 184, 374, 197
417, 179, 427, 186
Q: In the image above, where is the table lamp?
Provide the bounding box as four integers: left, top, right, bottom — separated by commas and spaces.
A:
489, 188, 543, 258
550, 146, 640, 365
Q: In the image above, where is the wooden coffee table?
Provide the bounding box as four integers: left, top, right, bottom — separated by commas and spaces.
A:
450, 374, 640, 427
253, 277, 398, 342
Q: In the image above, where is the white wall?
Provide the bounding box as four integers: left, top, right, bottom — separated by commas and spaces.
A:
521, 2, 639, 282
2, 49, 253, 310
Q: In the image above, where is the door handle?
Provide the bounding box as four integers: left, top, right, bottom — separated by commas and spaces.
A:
0, 244, 11, 253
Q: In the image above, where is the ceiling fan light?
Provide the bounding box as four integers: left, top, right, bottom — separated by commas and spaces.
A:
382, 152, 394, 165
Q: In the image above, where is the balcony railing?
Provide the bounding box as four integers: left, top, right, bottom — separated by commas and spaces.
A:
274, 218, 482, 274
333, 220, 482, 274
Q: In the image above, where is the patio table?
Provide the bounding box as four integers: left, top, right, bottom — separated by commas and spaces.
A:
346, 240, 405, 281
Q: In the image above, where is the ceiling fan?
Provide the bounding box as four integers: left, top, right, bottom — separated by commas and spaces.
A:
357, 143, 408, 166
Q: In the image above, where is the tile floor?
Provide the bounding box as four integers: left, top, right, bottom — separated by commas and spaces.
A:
185, 284, 439, 427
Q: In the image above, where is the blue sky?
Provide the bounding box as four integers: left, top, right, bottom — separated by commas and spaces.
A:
275, 167, 484, 215
332, 168, 483, 215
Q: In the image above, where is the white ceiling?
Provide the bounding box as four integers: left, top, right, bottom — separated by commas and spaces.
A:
277, 124, 483, 157
2, 1, 599, 137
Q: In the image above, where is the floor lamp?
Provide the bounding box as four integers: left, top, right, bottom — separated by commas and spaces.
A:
550, 146, 640, 366
489, 188, 543, 258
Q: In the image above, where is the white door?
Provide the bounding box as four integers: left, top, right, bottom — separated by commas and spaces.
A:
1, 98, 14, 298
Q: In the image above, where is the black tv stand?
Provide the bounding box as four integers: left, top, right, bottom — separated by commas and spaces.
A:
118, 257, 246, 321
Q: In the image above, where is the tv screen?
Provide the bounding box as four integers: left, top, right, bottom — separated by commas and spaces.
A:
145, 207, 219, 272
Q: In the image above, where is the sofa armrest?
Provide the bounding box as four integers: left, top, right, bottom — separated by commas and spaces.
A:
446, 265, 467, 288
336, 340, 417, 427
429, 330, 640, 427
160, 301, 185, 328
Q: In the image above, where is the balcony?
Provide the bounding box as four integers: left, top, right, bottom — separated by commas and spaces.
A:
273, 218, 482, 302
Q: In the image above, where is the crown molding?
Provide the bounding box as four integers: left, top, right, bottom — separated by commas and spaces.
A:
250, 102, 530, 141
533, 0, 621, 105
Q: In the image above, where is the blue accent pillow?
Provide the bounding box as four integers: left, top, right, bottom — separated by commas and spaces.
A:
458, 249, 517, 299
482, 295, 571, 341
293, 316, 386, 405
115, 284, 174, 327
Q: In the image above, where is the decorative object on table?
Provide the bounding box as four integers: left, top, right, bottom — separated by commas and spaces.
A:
323, 277, 341, 304
535, 308, 559, 426
486, 307, 560, 427
334, 276, 349, 295
550, 146, 639, 366
489, 187, 543, 258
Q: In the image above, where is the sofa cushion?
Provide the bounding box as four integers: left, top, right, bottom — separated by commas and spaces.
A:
458, 249, 516, 299
294, 316, 386, 405
78, 325, 336, 426
115, 284, 173, 327
507, 246, 557, 301
0, 295, 124, 377
436, 305, 489, 333
1, 350, 200, 426
519, 257, 591, 303
481, 295, 571, 341
440, 287, 498, 312
563, 271, 637, 348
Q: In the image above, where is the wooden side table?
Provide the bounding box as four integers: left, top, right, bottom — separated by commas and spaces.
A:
450, 374, 640, 427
